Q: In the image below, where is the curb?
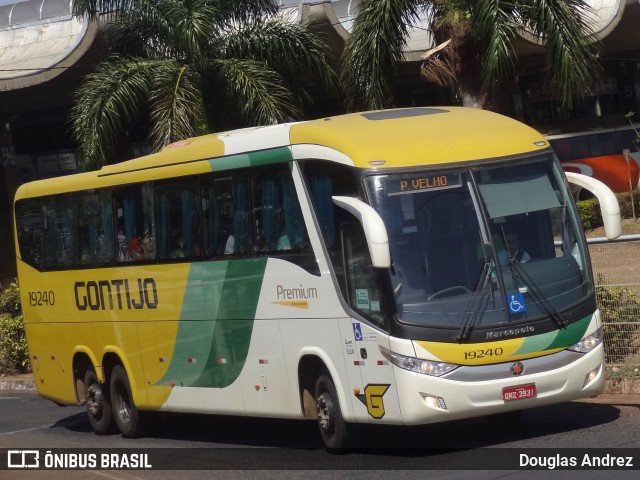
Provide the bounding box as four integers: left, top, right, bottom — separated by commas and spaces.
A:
1, 377, 640, 395
0, 378, 36, 391
603, 376, 640, 395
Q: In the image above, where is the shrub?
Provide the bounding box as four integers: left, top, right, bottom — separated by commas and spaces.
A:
616, 190, 640, 220
576, 199, 602, 231
576, 189, 640, 231
0, 281, 29, 375
595, 274, 640, 365
0, 280, 22, 317
0, 313, 28, 374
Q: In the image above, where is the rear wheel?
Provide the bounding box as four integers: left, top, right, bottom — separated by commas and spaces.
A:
110, 365, 148, 438
84, 369, 114, 435
315, 374, 350, 449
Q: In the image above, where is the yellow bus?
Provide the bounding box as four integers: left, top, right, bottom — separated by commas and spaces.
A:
14, 107, 620, 448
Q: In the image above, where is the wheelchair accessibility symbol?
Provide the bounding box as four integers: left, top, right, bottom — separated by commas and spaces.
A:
353, 323, 363, 341
508, 293, 527, 314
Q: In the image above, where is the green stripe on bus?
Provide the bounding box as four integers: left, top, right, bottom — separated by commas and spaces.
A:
248, 147, 293, 166
514, 315, 591, 356
545, 314, 591, 350
158, 258, 268, 388
209, 147, 292, 172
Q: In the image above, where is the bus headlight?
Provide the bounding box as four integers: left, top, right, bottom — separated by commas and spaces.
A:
380, 346, 458, 376
568, 327, 603, 354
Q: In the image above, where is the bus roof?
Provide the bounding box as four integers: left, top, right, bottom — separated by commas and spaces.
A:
15, 107, 549, 200
290, 107, 548, 167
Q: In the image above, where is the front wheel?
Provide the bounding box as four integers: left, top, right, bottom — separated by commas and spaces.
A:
315, 374, 350, 449
110, 365, 148, 438
84, 369, 114, 435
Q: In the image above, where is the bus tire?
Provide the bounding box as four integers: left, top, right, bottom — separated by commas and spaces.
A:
315, 373, 350, 449
110, 365, 147, 438
84, 369, 114, 435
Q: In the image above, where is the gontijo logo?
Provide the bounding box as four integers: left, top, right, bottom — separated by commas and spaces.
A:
354, 384, 391, 419
74, 278, 158, 311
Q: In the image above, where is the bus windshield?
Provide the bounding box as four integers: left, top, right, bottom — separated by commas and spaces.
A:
366, 154, 592, 333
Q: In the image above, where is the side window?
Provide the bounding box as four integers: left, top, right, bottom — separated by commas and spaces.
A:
252, 164, 313, 265
76, 190, 114, 266
303, 160, 386, 327
201, 175, 232, 257
201, 171, 251, 257
15, 199, 44, 270
43, 194, 74, 269
303, 160, 360, 250
156, 177, 201, 261
114, 183, 156, 263
342, 223, 386, 328
231, 172, 251, 255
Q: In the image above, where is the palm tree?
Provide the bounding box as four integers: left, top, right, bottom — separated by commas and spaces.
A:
71, 0, 337, 170
341, 0, 601, 112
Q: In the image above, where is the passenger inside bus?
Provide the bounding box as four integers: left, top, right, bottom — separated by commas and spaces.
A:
170, 236, 186, 258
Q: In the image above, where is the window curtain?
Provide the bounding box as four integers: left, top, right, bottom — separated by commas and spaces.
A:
182, 190, 196, 256
281, 174, 304, 248
100, 193, 113, 261
233, 179, 250, 254
158, 192, 170, 258
204, 186, 221, 255
87, 217, 97, 259
45, 206, 57, 267
123, 193, 136, 240
261, 176, 278, 250
311, 174, 334, 247
59, 200, 74, 266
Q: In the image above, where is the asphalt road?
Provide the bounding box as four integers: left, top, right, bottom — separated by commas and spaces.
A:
0, 390, 639, 479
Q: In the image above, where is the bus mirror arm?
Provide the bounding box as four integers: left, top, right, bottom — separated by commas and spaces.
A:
565, 172, 621, 240
332, 196, 391, 268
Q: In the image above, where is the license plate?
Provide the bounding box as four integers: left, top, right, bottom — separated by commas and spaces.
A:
502, 383, 536, 402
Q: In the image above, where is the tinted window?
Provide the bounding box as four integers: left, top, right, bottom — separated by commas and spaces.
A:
15, 199, 44, 270
114, 183, 156, 263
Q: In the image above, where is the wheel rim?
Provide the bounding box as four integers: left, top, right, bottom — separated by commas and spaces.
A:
316, 391, 335, 438
114, 385, 131, 424
86, 384, 103, 417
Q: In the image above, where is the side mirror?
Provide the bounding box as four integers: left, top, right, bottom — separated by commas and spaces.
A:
332, 196, 391, 268
565, 172, 621, 240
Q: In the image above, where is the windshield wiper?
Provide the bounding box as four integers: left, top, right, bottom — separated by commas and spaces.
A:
510, 260, 567, 329
457, 261, 493, 343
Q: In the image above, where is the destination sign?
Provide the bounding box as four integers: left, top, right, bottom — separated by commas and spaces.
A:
385, 172, 462, 195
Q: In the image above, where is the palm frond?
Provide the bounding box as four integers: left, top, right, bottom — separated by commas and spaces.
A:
70, 57, 157, 170
341, 0, 425, 111
215, 18, 338, 105
72, 0, 337, 169
213, 0, 278, 26
420, 40, 456, 87
518, 0, 601, 107
148, 61, 207, 149
474, 0, 518, 88
210, 58, 301, 126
